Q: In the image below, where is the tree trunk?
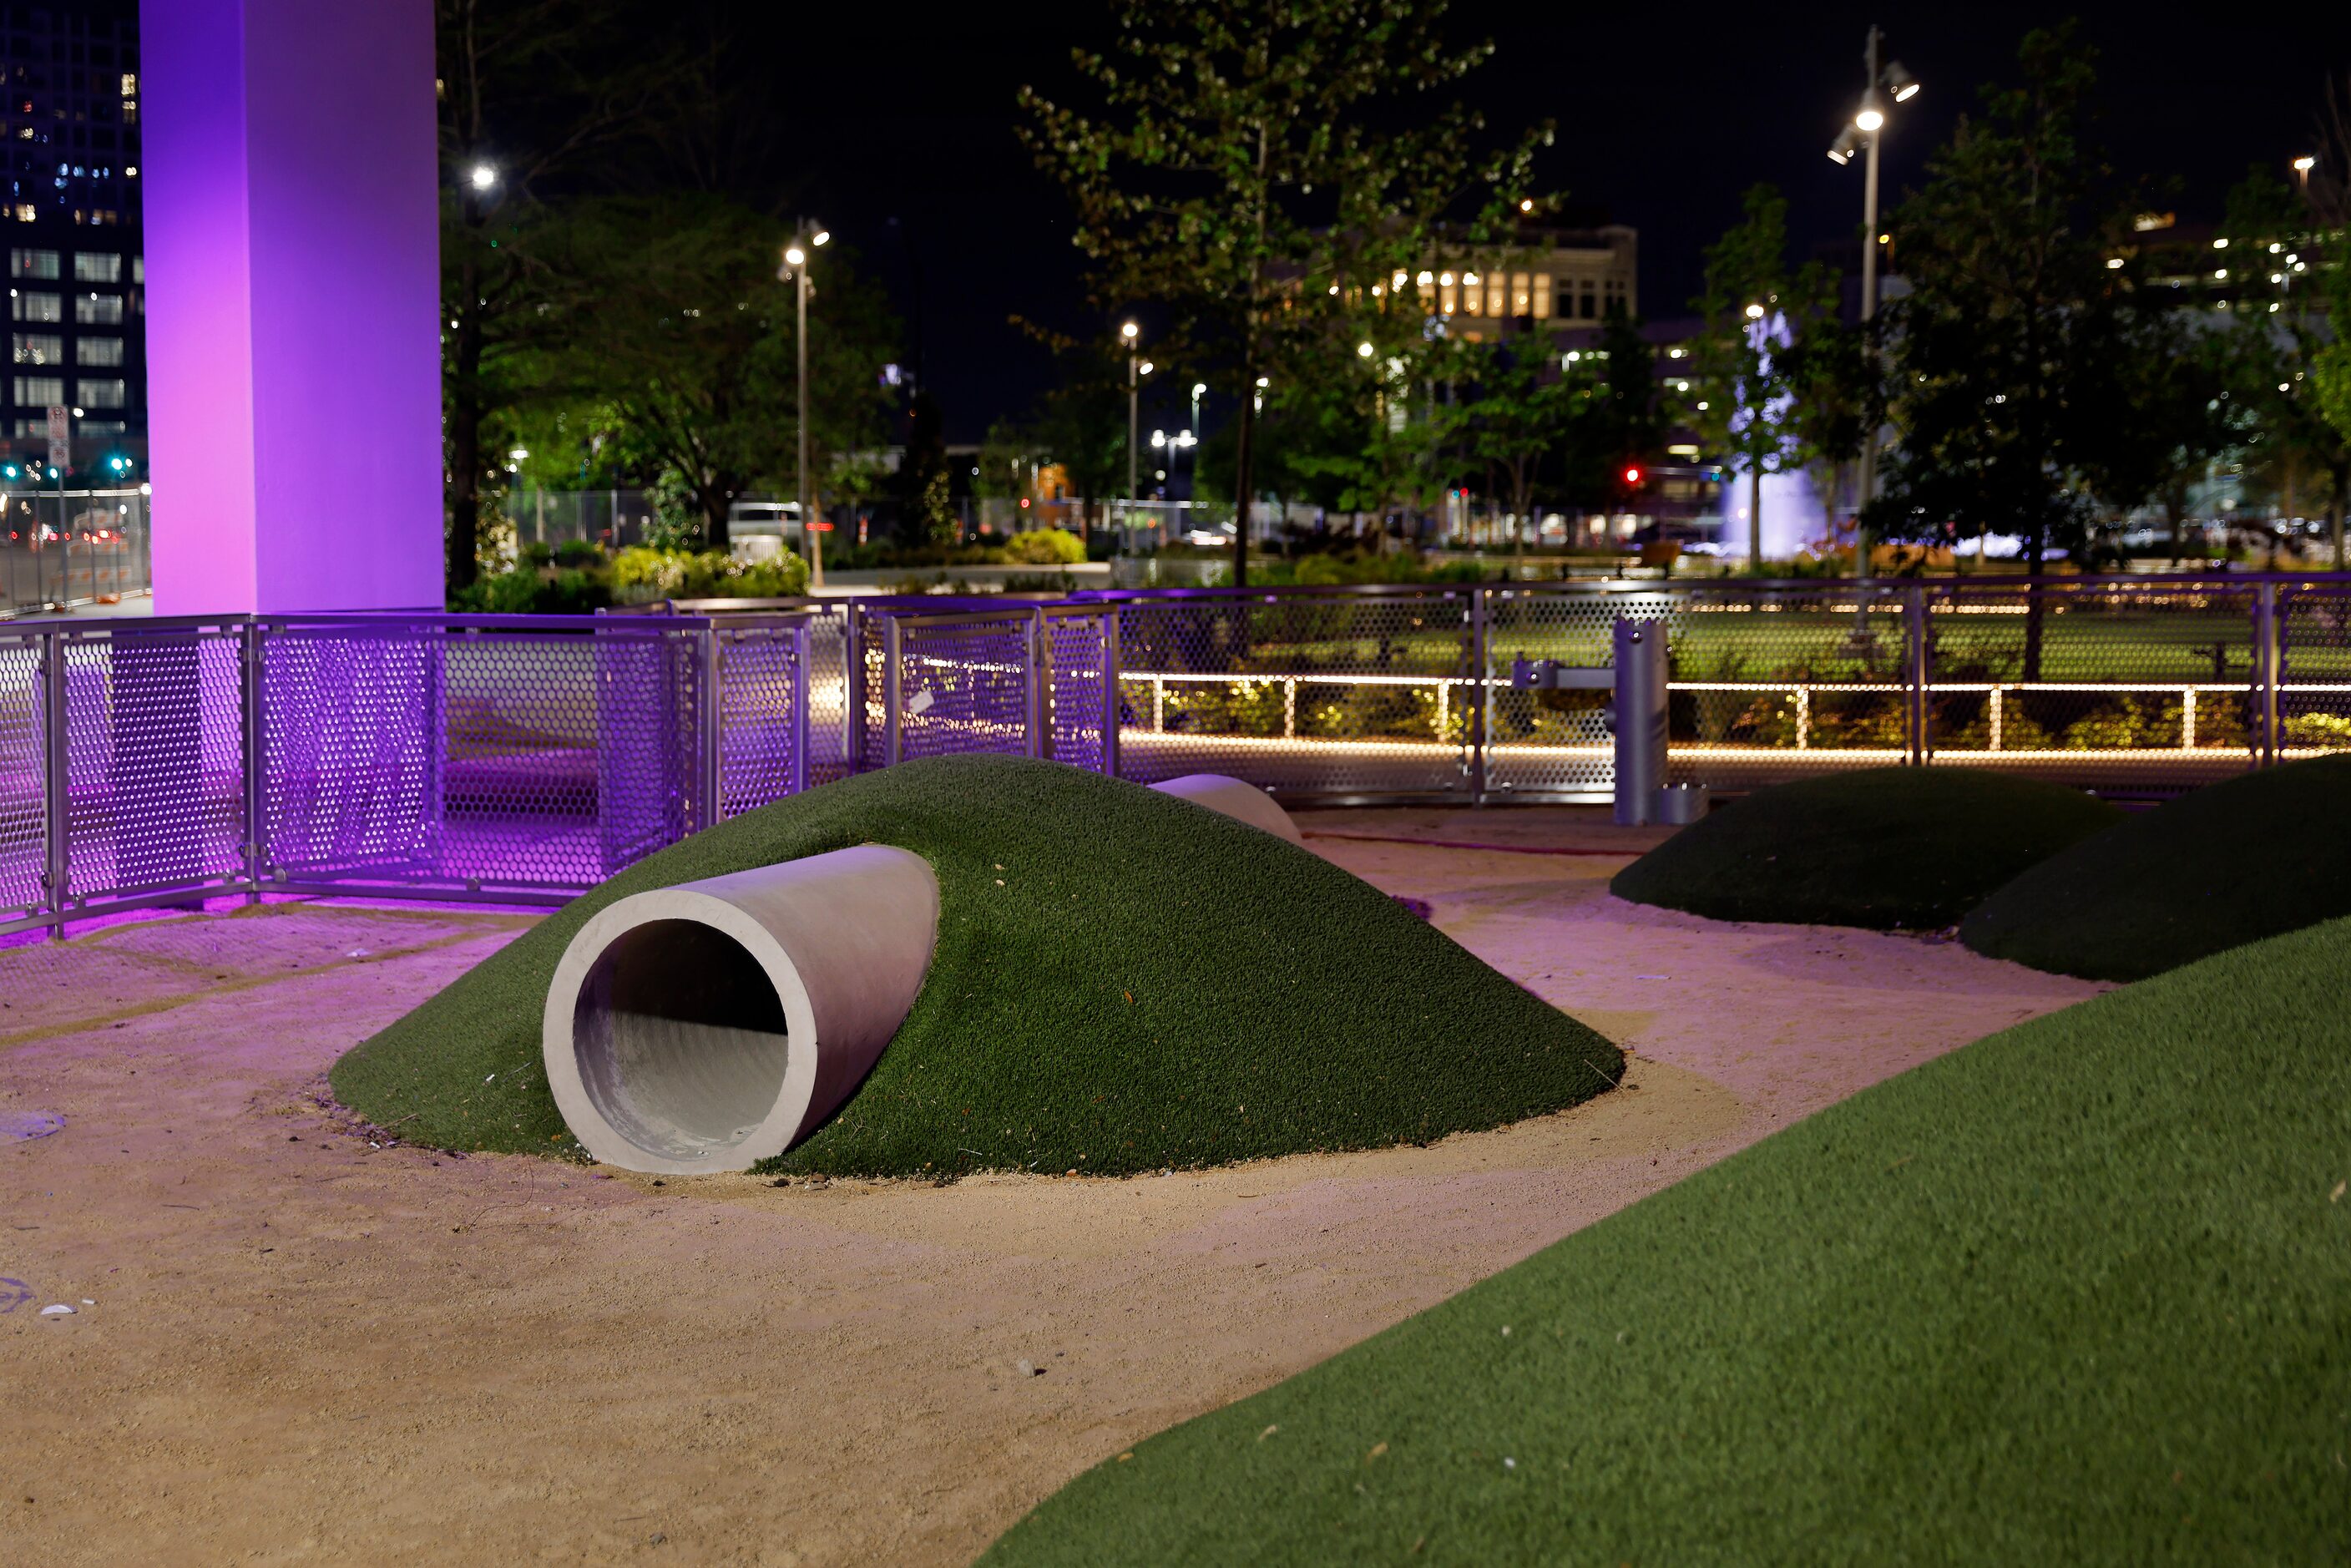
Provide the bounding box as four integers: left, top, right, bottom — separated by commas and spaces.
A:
1747, 464, 1763, 575
2023, 531, 2047, 685
1230, 374, 1256, 589
2332, 458, 2348, 571
447, 246, 484, 595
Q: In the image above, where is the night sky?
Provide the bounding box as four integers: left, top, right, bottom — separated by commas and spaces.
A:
737, 3, 2332, 441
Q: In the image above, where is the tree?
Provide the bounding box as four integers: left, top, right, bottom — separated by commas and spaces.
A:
1553, 311, 1668, 519
437, 0, 651, 590
533, 195, 900, 548
1459, 334, 1576, 558
1867, 25, 2150, 675
1020, 0, 1546, 587
897, 391, 956, 548
1686, 185, 1831, 573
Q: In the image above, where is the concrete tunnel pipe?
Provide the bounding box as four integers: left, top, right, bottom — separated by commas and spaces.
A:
542, 776, 1299, 1174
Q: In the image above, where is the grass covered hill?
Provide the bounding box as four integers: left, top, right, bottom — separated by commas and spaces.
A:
331, 756, 1620, 1176
1962, 754, 2351, 981
1610, 767, 2122, 929
983, 916, 2351, 1566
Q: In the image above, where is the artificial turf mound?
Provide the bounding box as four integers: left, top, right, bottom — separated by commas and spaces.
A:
1610, 767, 2122, 929
1961, 754, 2351, 981
983, 917, 2351, 1565
331, 756, 1620, 1176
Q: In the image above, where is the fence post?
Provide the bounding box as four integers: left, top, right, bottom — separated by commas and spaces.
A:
789, 619, 811, 797
1904, 584, 1929, 766
696, 624, 723, 829
2255, 580, 2280, 766
1468, 585, 1489, 804
1101, 606, 1121, 779
883, 614, 903, 768
242, 618, 265, 903
844, 601, 867, 774
1034, 608, 1053, 760
41, 625, 67, 936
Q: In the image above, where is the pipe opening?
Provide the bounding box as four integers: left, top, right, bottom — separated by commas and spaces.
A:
570, 918, 792, 1161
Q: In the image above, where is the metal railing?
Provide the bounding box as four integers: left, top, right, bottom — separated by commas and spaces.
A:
12, 574, 2351, 936
0, 610, 811, 938
0, 487, 152, 615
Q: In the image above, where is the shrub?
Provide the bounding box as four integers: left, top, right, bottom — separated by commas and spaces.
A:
1004, 527, 1087, 565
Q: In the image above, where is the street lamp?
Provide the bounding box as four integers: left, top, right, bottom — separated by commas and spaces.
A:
468, 162, 498, 192
781, 223, 831, 585
1121, 321, 1143, 508
1828, 23, 1919, 583
2295, 154, 2317, 194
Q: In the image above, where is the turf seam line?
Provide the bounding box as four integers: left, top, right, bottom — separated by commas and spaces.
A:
1301, 831, 1642, 857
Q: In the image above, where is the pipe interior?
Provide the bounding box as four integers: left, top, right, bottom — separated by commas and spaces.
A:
571, 918, 793, 1161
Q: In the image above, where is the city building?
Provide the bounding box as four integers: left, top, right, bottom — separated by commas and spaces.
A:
1421, 223, 1638, 340
3, 0, 143, 475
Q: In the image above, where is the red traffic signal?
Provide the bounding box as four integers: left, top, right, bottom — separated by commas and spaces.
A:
1621, 465, 1643, 486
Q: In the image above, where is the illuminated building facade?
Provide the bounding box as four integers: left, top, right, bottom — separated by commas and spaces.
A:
2, 0, 142, 471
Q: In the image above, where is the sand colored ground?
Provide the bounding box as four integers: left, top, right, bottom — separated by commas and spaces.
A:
0, 811, 2100, 1566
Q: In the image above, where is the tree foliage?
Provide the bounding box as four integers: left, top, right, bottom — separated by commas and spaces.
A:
1020, 0, 1549, 584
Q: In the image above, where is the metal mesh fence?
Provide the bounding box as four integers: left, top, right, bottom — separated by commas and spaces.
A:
887, 612, 1034, 763
716, 623, 806, 818
7, 579, 2351, 937
1043, 608, 1114, 772
1112, 589, 1475, 797
1922, 581, 2260, 793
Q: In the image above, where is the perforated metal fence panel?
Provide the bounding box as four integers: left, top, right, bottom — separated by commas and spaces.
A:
1111, 589, 1474, 797
2277, 581, 2351, 761
1042, 607, 1115, 773
715, 621, 807, 819
258, 621, 436, 884
1922, 581, 2261, 795
887, 612, 1034, 763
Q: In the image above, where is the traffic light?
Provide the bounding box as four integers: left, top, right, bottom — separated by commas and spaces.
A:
1621, 464, 1644, 488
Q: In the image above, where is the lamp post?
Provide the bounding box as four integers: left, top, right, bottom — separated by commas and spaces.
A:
1828, 24, 1919, 588
1121, 321, 1141, 513
781, 225, 831, 586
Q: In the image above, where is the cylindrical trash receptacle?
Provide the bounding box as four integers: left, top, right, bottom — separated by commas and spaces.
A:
542, 844, 940, 1175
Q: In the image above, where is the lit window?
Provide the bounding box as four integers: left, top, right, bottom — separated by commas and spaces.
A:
75, 377, 124, 409
1511, 272, 1531, 316
120, 73, 137, 97
71, 252, 119, 283
13, 375, 62, 406
1487, 275, 1507, 316
12, 291, 59, 323
75, 292, 120, 325
76, 335, 121, 367
12, 332, 61, 364
1438, 278, 1457, 315
1532, 274, 1552, 319
10, 248, 58, 280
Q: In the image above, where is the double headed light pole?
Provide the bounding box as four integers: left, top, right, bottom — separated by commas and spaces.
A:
1827, 25, 1919, 583
781, 223, 831, 585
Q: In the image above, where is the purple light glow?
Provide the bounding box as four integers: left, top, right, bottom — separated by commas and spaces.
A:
142, 0, 442, 615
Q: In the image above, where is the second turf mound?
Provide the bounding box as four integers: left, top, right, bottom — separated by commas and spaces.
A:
982, 915, 2351, 1565
1961, 754, 2351, 981
331, 756, 1621, 1176
1610, 767, 2121, 929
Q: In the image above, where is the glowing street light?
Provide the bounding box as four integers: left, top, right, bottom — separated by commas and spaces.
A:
779, 220, 828, 584
1122, 325, 1147, 504
1357, 341, 1376, 358
1829, 24, 1920, 584
468, 162, 498, 191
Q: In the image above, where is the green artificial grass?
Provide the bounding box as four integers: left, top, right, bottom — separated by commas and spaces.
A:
330, 756, 1620, 1176
983, 916, 2351, 1566
1962, 754, 2351, 982
1610, 767, 2123, 929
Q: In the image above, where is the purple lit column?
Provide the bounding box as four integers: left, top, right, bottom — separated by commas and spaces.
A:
141, 0, 441, 614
